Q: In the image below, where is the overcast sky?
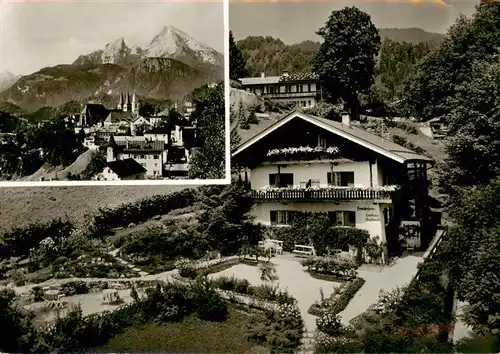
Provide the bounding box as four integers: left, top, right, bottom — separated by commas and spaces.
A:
0, 0, 224, 75
230, 0, 479, 43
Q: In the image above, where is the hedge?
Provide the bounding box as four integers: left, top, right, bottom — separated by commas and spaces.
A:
309, 277, 365, 316
91, 188, 197, 236
0, 219, 73, 258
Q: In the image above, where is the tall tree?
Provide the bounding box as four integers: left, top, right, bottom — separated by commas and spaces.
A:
188, 83, 225, 179
314, 6, 381, 121
404, 2, 500, 121
229, 31, 249, 80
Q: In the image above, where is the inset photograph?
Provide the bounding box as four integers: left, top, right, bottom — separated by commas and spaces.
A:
0, 0, 227, 185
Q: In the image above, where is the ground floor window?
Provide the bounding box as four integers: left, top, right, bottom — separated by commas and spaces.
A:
270, 210, 294, 225
327, 210, 356, 227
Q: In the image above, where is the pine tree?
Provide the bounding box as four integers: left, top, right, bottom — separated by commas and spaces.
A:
229, 31, 249, 80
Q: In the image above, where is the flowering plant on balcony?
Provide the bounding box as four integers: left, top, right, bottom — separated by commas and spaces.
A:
266, 145, 340, 161
257, 184, 398, 193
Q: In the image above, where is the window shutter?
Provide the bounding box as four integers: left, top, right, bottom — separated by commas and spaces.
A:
346, 211, 356, 227
269, 174, 276, 186
270, 211, 277, 225
327, 172, 332, 184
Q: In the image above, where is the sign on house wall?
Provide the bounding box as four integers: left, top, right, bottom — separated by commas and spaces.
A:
357, 205, 380, 222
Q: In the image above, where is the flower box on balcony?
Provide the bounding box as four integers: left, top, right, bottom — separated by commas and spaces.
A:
265, 146, 340, 162
252, 185, 397, 201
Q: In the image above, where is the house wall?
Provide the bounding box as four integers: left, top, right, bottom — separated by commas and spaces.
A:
252, 201, 387, 242
117, 153, 164, 177
250, 160, 389, 190
101, 168, 146, 181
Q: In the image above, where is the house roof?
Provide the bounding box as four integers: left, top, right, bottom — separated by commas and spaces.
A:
239, 73, 318, 86
105, 158, 147, 178
80, 104, 109, 122
105, 111, 135, 124
116, 139, 165, 153
232, 111, 434, 165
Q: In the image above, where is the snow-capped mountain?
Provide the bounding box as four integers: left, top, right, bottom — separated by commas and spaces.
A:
72, 25, 222, 69
0, 71, 21, 92
144, 25, 223, 68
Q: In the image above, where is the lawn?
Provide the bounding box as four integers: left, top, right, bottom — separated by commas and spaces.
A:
95, 307, 269, 353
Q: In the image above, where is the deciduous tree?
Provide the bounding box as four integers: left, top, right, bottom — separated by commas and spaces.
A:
314, 6, 381, 121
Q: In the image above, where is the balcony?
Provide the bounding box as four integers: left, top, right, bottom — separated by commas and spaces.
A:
251, 186, 396, 202
264, 91, 319, 99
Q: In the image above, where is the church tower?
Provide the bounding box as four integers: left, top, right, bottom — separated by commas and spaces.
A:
123, 92, 131, 112
132, 92, 140, 116
107, 135, 118, 162
117, 92, 124, 110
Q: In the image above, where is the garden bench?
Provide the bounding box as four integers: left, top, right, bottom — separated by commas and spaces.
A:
267, 239, 283, 255
292, 244, 315, 257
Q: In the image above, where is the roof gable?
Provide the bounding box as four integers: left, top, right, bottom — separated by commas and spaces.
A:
232, 111, 433, 164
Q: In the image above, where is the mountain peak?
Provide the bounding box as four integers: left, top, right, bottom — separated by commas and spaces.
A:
145, 25, 223, 67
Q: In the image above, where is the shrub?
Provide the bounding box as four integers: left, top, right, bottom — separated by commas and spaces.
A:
247, 302, 303, 351
90, 188, 197, 237
32, 286, 44, 302
60, 281, 90, 296
301, 256, 358, 280
316, 313, 344, 336
189, 277, 228, 322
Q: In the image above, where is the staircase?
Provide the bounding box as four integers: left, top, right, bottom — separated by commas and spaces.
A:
296, 330, 316, 354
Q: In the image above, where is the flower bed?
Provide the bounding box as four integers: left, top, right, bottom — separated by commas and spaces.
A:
308, 277, 365, 316
258, 184, 398, 193
301, 256, 358, 281
176, 257, 241, 279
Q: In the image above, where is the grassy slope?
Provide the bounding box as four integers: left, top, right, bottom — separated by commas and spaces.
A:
97, 307, 267, 353
0, 185, 186, 231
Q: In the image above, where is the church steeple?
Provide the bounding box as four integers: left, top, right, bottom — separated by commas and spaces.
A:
123, 91, 131, 112
117, 92, 124, 110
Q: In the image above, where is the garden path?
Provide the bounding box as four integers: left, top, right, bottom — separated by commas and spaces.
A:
452, 300, 474, 343
338, 254, 422, 325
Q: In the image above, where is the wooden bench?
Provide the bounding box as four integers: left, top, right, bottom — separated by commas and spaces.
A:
258, 239, 284, 255
292, 244, 315, 257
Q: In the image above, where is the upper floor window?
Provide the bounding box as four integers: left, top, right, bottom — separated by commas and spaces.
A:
154, 155, 159, 160
269, 173, 294, 188
286, 85, 291, 93
407, 162, 427, 181
318, 134, 327, 148
328, 210, 356, 227
308, 84, 311, 92
327, 172, 355, 187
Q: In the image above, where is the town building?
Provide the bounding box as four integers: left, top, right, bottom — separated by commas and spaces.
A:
101, 158, 147, 181
427, 117, 449, 140
239, 72, 321, 109
232, 111, 437, 259
106, 135, 167, 178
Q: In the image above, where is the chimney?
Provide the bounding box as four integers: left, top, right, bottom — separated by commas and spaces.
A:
261, 72, 265, 78
342, 114, 351, 127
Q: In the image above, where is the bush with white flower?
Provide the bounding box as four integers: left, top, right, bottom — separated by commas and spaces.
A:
316, 313, 344, 335
371, 286, 406, 316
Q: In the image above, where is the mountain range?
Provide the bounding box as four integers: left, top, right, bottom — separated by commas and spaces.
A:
0, 25, 224, 112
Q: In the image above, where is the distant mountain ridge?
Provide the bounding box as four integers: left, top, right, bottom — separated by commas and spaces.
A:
0, 25, 223, 111
73, 25, 223, 70
236, 27, 444, 77
0, 71, 21, 92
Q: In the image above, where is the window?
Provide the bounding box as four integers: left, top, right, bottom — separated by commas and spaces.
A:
154, 163, 158, 167
270, 210, 294, 225
140, 155, 145, 159
307, 84, 311, 92
318, 134, 327, 148
154, 155, 159, 160
327, 172, 355, 187
269, 173, 294, 187
328, 211, 356, 227
269, 86, 275, 94
286, 85, 291, 93
308, 100, 312, 107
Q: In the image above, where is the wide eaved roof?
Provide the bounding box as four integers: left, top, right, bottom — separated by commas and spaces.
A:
116, 139, 165, 153
232, 111, 434, 164
106, 158, 147, 178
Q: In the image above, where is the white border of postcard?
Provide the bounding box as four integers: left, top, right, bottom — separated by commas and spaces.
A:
0, 0, 231, 187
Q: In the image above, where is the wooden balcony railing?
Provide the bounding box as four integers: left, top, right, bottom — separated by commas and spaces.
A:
251, 188, 394, 201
